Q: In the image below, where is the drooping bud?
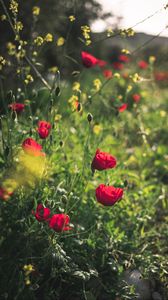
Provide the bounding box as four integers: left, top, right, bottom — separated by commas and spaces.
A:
87, 113, 93, 123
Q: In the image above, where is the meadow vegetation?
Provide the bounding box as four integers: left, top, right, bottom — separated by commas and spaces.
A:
0, 1, 168, 299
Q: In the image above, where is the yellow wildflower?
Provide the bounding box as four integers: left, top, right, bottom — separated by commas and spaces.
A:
19, 40, 27, 46
56, 37, 65, 46
126, 85, 132, 92
32, 6, 40, 16
86, 39, 91, 46
149, 56, 156, 64
14, 21, 23, 32
23, 263, 35, 285
0, 56, 6, 65
114, 73, 120, 79
16, 68, 21, 74
130, 73, 141, 83
34, 36, 44, 46
127, 28, 135, 37
23, 265, 28, 271
33, 51, 37, 57
119, 29, 126, 37
24, 74, 34, 85
55, 114, 62, 122
1, 15, 7, 21
72, 82, 80, 92
68, 95, 78, 104
9, 0, 18, 14
44, 33, 53, 42
121, 48, 130, 54
120, 28, 135, 37
69, 15, 76, 22
93, 125, 102, 135
81, 25, 91, 45
81, 25, 90, 36
107, 28, 114, 37
7, 42, 16, 56
49, 66, 58, 73
25, 279, 31, 285
16, 49, 26, 59
27, 264, 34, 272
93, 78, 102, 91
160, 110, 166, 117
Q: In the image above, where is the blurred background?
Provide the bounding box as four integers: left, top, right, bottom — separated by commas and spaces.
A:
0, 0, 168, 78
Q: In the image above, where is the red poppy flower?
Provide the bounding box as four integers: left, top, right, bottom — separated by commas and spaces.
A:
48, 214, 72, 232
118, 103, 128, 112
95, 184, 123, 206
91, 149, 117, 171
97, 59, 107, 67
118, 54, 130, 63
138, 60, 148, 69
132, 94, 141, 103
37, 121, 52, 139
0, 187, 13, 201
112, 62, 124, 70
8, 103, 25, 113
32, 204, 50, 222
103, 69, 113, 79
81, 51, 98, 68
154, 71, 168, 81
22, 138, 45, 157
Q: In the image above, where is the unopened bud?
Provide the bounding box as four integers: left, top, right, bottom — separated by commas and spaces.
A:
87, 113, 93, 123
77, 102, 82, 112
59, 140, 64, 147
55, 86, 61, 97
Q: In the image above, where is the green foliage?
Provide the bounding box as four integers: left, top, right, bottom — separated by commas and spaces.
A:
0, 1, 168, 299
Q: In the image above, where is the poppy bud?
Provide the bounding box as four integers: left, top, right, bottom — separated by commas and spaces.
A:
124, 179, 128, 187
55, 86, 61, 97
77, 103, 82, 112
59, 140, 64, 147
87, 113, 93, 123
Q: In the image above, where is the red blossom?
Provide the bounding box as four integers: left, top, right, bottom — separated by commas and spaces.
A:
132, 94, 141, 103
118, 103, 128, 112
112, 61, 124, 70
32, 204, 50, 222
37, 121, 52, 139
8, 103, 25, 113
81, 51, 98, 68
138, 60, 148, 69
22, 138, 45, 157
97, 59, 107, 67
103, 69, 113, 79
91, 149, 117, 171
154, 71, 168, 81
95, 184, 123, 206
0, 187, 13, 201
48, 214, 72, 232
118, 54, 130, 63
